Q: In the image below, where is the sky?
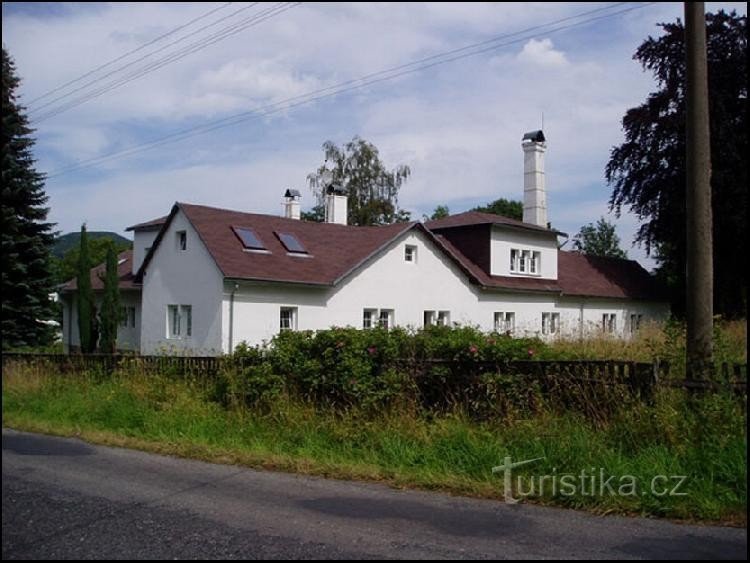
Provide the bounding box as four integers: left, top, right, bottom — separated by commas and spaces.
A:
2, 2, 746, 270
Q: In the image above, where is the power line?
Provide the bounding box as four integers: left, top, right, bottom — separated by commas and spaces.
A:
26, 2, 235, 108
30, 2, 271, 119
46, 2, 655, 178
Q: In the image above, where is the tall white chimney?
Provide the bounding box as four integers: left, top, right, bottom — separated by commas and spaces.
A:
522, 130, 548, 227
324, 185, 348, 225
283, 189, 301, 220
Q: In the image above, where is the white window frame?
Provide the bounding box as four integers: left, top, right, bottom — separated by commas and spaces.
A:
602, 313, 617, 334
363, 309, 377, 329
494, 312, 515, 333
436, 310, 450, 326
530, 251, 541, 274
423, 310, 436, 327
167, 304, 191, 339
629, 313, 643, 334
176, 230, 187, 251
280, 307, 298, 331
404, 244, 417, 263
378, 309, 394, 329
510, 248, 519, 272
542, 312, 560, 335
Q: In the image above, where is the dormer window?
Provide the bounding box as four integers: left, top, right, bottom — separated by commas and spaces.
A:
510, 248, 541, 275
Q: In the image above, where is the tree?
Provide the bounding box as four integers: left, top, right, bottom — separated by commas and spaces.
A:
98, 243, 121, 354
307, 137, 412, 225
472, 198, 523, 221
606, 10, 747, 317
1, 47, 56, 349
76, 225, 96, 353
53, 236, 131, 286
573, 217, 628, 259
424, 205, 450, 221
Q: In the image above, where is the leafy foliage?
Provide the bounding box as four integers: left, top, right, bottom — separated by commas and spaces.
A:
53, 235, 131, 285
98, 243, 121, 354
425, 205, 450, 221
1, 47, 56, 348
306, 136, 412, 225
471, 197, 523, 220
573, 217, 627, 259
606, 10, 747, 317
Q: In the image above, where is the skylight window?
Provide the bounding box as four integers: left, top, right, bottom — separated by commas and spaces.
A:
233, 227, 265, 250
276, 232, 307, 254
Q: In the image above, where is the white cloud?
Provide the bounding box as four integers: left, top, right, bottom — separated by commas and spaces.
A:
518, 38, 569, 68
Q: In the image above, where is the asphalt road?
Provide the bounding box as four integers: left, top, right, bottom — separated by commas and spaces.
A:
2, 428, 746, 560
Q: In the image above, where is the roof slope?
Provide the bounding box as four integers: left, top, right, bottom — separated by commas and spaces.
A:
426, 210, 565, 236
62, 250, 138, 292
125, 216, 168, 232
146, 203, 415, 286
557, 252, 664, 300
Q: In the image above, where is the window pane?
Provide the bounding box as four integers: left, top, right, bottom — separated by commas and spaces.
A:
183, 306, 192, 337
276, 232, 306, 253
233, 227, 265, 250
363, 310, 372, 329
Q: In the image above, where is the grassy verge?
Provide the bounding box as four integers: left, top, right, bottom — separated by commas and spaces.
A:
3, 367, 746, 524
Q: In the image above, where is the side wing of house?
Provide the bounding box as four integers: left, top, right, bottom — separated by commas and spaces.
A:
140, 209, 225, 355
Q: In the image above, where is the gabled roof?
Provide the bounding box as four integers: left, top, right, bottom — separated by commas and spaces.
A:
138, 203, 417, 287
125, 216, 168, 232
426, 210, 567, 237
61, 250, 139, 292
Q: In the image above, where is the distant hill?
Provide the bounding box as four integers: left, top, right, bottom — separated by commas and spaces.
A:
53, 232, 132, 258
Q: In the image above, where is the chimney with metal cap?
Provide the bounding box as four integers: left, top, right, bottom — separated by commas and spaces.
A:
283, 188, 301, 220
522, 130, 547, 227
324, 184, 348, 225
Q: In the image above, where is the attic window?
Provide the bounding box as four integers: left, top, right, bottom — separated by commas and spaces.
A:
276, 232, 307, 254
233, 226, 265, 250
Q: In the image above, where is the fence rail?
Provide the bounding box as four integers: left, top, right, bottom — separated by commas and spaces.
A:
1, 353, 746, 394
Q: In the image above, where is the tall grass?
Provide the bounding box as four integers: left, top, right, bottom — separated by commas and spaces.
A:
3, 363, 746, 523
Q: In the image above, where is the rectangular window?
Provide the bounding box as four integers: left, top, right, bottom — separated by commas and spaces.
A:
530, 251, 541, 274
405, 245, 417, 263
168, 305, 180, 338
280, 307, 297, 331
630, 313, 643, 334
602, 314, 617, 334
363, 309, 376, 329
120, 306, 136, 328
519, 250, 529, 273
182, 305, 191, 337
176, 231, 187, 251
423, 310, 436, 327
436, 311, 450, 326
167, 305, 191, 338
542, 312, 559, 335
510, 249, 519, 272
378, 309, 393, 329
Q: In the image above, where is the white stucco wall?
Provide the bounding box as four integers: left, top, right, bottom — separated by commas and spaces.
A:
490, 227, 558, 279
221, 229, 668, 352
61, 290, 141, 352
132, 230, 159, 276
140, 210, 225, 355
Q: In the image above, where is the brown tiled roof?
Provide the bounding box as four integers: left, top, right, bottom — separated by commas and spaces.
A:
139, 203, 416, 286
61, 250, 139, 292
426, 210, 566, 236
557, 252, 664, 301
125, 216, 168, 232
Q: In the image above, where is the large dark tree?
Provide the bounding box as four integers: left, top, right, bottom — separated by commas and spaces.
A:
1, 47, 56, 348
606, 10, 747, 317
306, 137, 412, 225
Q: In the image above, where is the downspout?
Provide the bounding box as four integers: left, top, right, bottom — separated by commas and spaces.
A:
228, 282, 239, 354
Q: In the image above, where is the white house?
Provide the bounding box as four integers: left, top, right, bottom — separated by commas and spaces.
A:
60, 131, 669, 355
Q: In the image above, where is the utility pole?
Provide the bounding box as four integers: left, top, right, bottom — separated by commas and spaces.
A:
685, 2, 713, 381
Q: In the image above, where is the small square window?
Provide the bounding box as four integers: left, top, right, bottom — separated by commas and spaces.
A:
176, 231, 187, 251
423, 310, 436, 327
378, 309, 393, 329
363, 309, 377, 329
405, 245, 417, 263
280, 307, 297, 331
436, 311, 450, 326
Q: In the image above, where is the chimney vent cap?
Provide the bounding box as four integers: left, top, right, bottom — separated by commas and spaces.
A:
325, 184, 347, 196
522, 130, 546, 143
284, 188, 301, 199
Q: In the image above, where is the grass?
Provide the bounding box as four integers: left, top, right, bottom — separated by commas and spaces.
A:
3, 364, 746, 524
